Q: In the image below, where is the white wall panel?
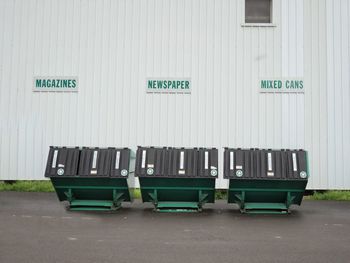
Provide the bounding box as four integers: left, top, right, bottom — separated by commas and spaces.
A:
304, 0, 350, 189
326, 0, 350, 189
0, 0, 349, 189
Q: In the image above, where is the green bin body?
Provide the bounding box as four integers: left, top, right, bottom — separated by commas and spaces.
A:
224, 148, 309, 214
45, 146, 134, 211
136, 147, 218, 212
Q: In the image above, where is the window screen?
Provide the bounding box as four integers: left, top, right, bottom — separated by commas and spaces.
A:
245, 0, 272, 23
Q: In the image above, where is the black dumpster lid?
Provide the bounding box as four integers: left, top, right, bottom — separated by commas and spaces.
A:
223, 148, 309, 180
135, 146, 218, 178
45, 146, 132, 178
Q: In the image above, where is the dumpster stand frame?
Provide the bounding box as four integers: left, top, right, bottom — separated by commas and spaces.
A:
230, 188, 303, 214
147, 188, 209, 212
57, 186, 127, 211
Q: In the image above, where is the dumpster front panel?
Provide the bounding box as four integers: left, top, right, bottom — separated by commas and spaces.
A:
139, 177, 216, 203
227, 179, 307, 205
51, 177, 131, 202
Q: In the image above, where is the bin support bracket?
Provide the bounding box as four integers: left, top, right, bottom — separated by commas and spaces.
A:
148, 189, 158, 206
234, 191, 246, 210
198, 190, 209, 210
112, 190, 124, 210
64, 188, 74, 202
286, 191, 296, 211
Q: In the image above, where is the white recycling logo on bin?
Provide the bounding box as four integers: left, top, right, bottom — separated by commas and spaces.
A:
210, 169, 218, 176
300, 171, 307, 179
57, 168, 64, 176
236, 170, 243, 177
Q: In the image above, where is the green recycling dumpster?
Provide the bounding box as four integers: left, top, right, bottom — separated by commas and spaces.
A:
136, 146, 218, 212
45, 146, 134, 211
224, 148, 309, 214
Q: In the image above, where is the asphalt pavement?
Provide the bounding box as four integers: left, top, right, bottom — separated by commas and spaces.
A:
1, 192, 350, 263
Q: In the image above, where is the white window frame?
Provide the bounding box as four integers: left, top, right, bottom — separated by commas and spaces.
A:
241, 0, 276, 27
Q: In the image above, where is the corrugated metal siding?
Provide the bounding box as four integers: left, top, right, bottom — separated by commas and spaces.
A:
326, 0, 350, 189
304, 0, 350, 189
0, 0, 348, 189
304, 0, 328, 189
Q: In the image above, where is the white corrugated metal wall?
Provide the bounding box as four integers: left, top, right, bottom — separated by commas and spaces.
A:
304, 0, 350, 189
0, 0, 349, 189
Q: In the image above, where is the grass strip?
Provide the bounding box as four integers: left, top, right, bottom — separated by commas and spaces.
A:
0, 180, 54, 192
308, 190, 350, 201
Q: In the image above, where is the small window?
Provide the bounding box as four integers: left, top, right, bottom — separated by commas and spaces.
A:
245, 0, 272, 24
